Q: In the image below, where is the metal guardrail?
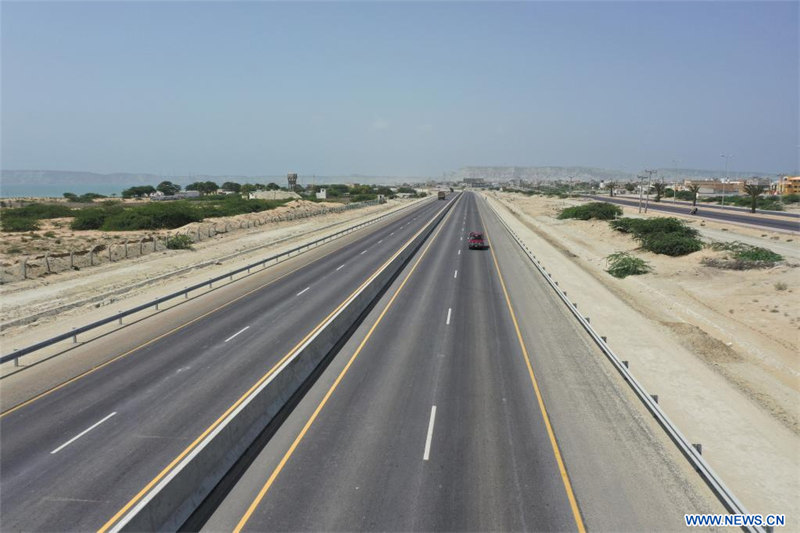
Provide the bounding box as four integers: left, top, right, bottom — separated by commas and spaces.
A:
1, 198, 432, 366
482, 195, 763, 533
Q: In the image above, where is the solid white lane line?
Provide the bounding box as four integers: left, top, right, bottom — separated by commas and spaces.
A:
297, 287, 310, 296
454, 270, 458, 279
446, 308, 452, 325
423, 405, 437, 461
51, 412, 117, 454
336, 264, 345, 271
224, 326, 250, 343
360, 250, 367, 255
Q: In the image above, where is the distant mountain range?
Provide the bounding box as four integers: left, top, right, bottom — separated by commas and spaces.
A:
447, 166, 780, 183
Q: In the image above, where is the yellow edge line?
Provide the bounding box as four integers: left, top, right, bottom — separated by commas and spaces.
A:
479, 203, 586, 533
97, 201, 449, 533
233, 195, 460, 532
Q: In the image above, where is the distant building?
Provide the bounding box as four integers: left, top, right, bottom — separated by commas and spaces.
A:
149, 190, 200, 201
778, 176, 800, 195
683, 179, 745, 195
250, 190, 301, 201
315, 188, 327, 200
464, 178, 487, 188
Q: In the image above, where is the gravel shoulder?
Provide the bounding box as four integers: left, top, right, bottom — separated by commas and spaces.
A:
483, 190, 799, 526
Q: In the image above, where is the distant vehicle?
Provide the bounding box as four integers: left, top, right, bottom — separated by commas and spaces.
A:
438, 191, 446, 200
468, 232, 488, 249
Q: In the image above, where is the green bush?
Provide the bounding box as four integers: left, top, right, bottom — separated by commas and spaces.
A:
610, 217, 702, 256
558, 202, 622, 220
708, 241, 783, 265
4, 203, 73, 220
166, 234, 194, 250
606, 251, 652, 278
641, 232, 703, 256
610, 217, 698, 239
71, 205, 124, 230
101, 202, 203, 231
782, 194, 799, 204
1, 217, 39, 232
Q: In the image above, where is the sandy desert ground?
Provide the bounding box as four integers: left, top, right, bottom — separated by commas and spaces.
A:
484, 190, 798, 524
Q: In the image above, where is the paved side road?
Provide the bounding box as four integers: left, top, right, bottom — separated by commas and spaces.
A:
588, 195, 800, 232
204, 192, 722, 532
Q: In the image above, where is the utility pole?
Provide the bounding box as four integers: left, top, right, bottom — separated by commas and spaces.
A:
642, 169, 657, 213
720, 154, 733, 209
637, 174, 646, 213
672, 159, 681, 203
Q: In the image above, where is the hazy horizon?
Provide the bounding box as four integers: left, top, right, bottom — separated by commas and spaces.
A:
3, 2, 798, 177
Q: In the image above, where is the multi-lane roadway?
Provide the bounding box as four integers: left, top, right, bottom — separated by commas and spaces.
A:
203, 192, 722, 531
1, 192, 724, 531
0, 196, 449, 531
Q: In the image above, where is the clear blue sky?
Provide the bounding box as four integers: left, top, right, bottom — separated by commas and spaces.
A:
2, 1, 797, 177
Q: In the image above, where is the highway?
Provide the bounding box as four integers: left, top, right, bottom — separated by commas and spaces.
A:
0, 196, 450, 531
587, 195, 800, 232
203, 192, 722, 531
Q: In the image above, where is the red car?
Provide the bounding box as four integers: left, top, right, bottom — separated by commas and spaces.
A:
468, 231, 488, 249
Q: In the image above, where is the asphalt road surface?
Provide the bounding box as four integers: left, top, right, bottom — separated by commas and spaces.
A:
587, 195, 799, 231
0, 196, 451, 531
204, 192, 722, 532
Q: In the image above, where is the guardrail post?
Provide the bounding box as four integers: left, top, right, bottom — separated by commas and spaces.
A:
185, 289, 189, 299
118, 312, 123, 325
585, 316, 590, 323
601, 336, 607, 343
693, 443, 703, 455
622, 360, 629, 368
72, 328, 77, 343
651, 394, 659, 404
208, 280, 213, 288
154, 299, 159, 311
13, 349, 20, 367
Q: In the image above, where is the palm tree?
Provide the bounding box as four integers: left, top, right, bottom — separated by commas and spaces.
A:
744, 182, 767, 213
687, 184, 701, 206
652, 182, 667, 202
